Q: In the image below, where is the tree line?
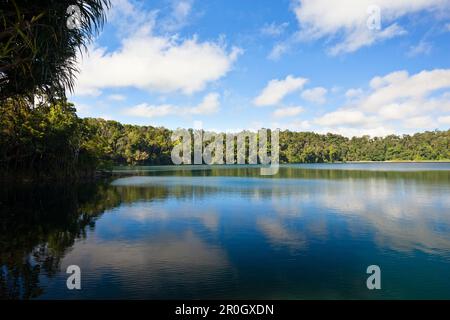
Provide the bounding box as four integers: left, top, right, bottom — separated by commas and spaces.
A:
1, 98, 449, 179
1, 1, 449, 180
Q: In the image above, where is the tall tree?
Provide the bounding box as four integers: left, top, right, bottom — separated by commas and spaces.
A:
0, 0, 110, 100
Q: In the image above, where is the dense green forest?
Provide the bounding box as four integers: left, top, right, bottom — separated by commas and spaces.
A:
1, 98, 449, 179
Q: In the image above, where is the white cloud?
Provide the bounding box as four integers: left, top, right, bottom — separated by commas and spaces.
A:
273, 106, 304, 118
108, 94, 126, 101
377, 103, 405, 120
190, 92, 221, 114
75, 104, 93, 118
75, 33, 241, 96
317, 126, 395, 138
361, 69, 450, 112
261, 22, 289, 37
369, 70, 407, 89
315, 110, 372, 127
345, 88, 364, 99
108, 0, 157, 35
253, 75, 308, 106
311, 68, 450, 136
402, 116, 436, 129
301, 87, 327, 104
124, 92, 220, 118
126, 103, 176, 118
438, 115, 450, 125
292, 0, 450, 54
286, 119, 311, 131
328, 24, 406, 55
75, 103, 112, 120
270, 119, 311, 131
407, 41, 432, 57
268, 43, 290, 60
74, 0, 242, 96
162, 0, 194, 32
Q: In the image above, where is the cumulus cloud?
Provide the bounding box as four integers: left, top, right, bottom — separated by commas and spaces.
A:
124, 92, 220, 118
75, 33, 241, 96
108, 94, 126, 101
315, 110, 372, 127
361, 69, 450, 112
345, 88, 364, 100
74, 0, 242, 96
190, 92, 221, 114
273, 106, 304, 118
253, 75, 308, 106
403, 116, 435, 129
126, 103, 176, 118
438, 115, 450, 125
292, 0, 450, 55
312, 68, 450, 136
301, 87, 327, 104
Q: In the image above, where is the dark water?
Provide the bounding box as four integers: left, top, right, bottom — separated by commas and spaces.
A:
1, 163, 450, 299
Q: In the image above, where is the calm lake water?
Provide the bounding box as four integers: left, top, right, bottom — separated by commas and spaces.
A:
1, 163, 450, 299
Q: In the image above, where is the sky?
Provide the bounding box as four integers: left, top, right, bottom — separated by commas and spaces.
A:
71, 0, 450, 137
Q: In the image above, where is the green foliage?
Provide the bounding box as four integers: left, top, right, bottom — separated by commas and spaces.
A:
0, 0, 110, 100
0, 98, 175, 179
0, 97, 87, 177
0, 97, 449, 180
279, 130, 450, 163
80, 118, 174, 166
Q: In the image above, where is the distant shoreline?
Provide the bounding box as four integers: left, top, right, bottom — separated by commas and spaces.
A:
111, 161, 450, 169
345, 160, 450, 163
109, 160, 450, 167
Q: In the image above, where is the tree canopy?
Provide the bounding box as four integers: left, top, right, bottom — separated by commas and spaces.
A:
1, 99, 448, 180
0, 0, 110, 100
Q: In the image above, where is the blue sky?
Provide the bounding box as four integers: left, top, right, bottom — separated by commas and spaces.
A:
71, 0, 450, 136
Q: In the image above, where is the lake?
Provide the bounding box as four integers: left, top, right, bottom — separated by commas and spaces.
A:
1, 163, 450, 299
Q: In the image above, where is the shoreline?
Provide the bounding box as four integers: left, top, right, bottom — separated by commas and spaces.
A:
344, 160, 450, 163
111, 160, 450, 168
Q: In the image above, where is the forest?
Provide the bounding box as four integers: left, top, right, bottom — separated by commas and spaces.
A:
1, 98, 449, 180
1, 1, 449, 180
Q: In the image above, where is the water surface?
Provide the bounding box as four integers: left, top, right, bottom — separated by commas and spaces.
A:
1, 163, 450, 299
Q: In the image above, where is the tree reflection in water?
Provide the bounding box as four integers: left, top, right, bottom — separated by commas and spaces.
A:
0, 176, 212, 299
0, 182, 119, 299
1, 165, 449, 299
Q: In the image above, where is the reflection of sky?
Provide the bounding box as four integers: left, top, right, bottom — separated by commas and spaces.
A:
110, 174, 450, 256
113, 162, 450, 172
41, 168, 450, 299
